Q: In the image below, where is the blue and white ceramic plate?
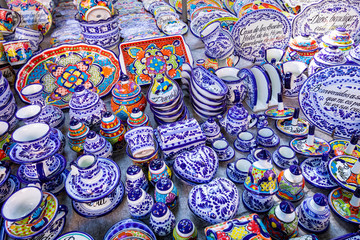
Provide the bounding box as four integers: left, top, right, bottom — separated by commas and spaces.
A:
275, 118, 310, 137
239, 68, 257, 110
299, 65, 360, 139
55, 231, 95, 240
190, 11, 234, 37
72, 182, 125, 218
0, 164, 10, 186
104, 219, 156, 240
0, 175, 20, 203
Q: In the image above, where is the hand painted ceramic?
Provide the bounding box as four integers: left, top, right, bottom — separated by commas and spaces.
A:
308, 46, 347, 75
264, 94, 295, 120
56, 231, 95, 240
330, 136, 360, 158
126, 140, 159, 168
275, 108, 309, 137
329, 187, 360, 224
273, 145, 298, 169
277, 165, 305, 202
226, 158, 251, 184
15, 27, 44, 52
262, 62, 282, 107
0, 174, 20, 204
127, 187, 154, 219
328, 155, 360, 192
3, 40, 32, 66
77, 0, 114, 21
173, 145, 218, 185
188, 178, 239, 224
125, 165, 149, 194
201, 117, 223, 144
104, 219, 156, 240
84, 131, 112, 159
15, 104, 42, 124
218, 103, 249, 135
296, 193, 330, 233
265, 47, 285, 65
127, 108, 150, 130
148, 158, 172, 186
67, 119, 89, 153
125, 126, 155, 159
322, 27, 354, 53
281, 61, 308, 98
149, 202, 176, 236
100, 111, 126, 151
0, 93, 17, 126
285, 33, 319, 64
290, 136, 330, 157
211, 138, 235, 162
256, 127, 280, 148
154, 178, 178, 209
0, 8, 20, 35
233, 131, 256, 152
0, 121, 11, 161
173, 219, 197, 240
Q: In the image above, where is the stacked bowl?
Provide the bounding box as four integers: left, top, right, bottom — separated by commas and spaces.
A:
0, 72, 17, 130
104, 219, 156, 240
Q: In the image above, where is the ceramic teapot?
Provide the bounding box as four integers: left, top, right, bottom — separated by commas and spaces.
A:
285, 33, 319, 65
217, 103, 249, 135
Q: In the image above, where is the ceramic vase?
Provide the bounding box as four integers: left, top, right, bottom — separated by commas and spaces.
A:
84, 130, 113, 159
127, 187, 154, 219
67, 119, 89, 153
277, 165, 305, 202
99, 111, 126, 151
124, 126, 155, 159
149, 202, 176, 237
127, 107, 150, 130
148, 159, 172, 186
125, 165, 149, 194
173, 219, 197, 240
154, 177, 178, 209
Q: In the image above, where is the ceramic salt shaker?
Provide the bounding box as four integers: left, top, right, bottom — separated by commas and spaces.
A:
125, 165, 149, 194
149, 202, 176, 237
173, 219, 198, 240
127, 187, 154, 219
277, 165, 305, 202
154, 177, 178, 209
265, 201, 299, 240
100, 111, 126, 151
84, 130, 112, 159
148, 159, 172, 186
67, 119, 89, 153
127, 107, 150, 130
200, 117, 223, 144
296, 193, 330, 233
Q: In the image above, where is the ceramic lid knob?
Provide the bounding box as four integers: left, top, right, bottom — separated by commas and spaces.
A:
313, 193, 328, 207
87, 130, 96, 139
280, 201, 295, 213
336, 27, 346, 32
132, 108, 140, 114
350, 134, 359, 145
74, 84, 85, 93
207, 117, 215, 124
256, 149, 271, 161
69, 119, 80, 128
177, 219, 194, 235
103, 111, 113, 119
289, 165, 301, 176
127, 165, 141, 176
275, 201, 296, 223
149, 159, 164, 171
120, 72, 129, 82
128, 188, 144, 202
152, 202, 168, 218
156, 178, 172, 192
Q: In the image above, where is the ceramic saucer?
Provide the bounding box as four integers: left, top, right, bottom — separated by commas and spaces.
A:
9, 133, 61, 164
290, 137, 331, 156
257, 134, 280, 148
329, 187, 360, 224
0, 175, 20, 203
55, 231, 95, 240
162, 20, 188, 35
242, 190, 274, 213
301, 157, 337, 190
218, 146, 235, 162
275, 118, 309, 137
42, 170, 69, 195
32, 208, 67, 240
330, 139, 360, 158
104, 219, 156, 240
233, 138, 257, 152
328, 155, 358, 192
72, 182, 125, 218
264, 107, 295, 119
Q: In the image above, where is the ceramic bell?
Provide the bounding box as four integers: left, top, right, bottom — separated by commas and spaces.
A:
201, 117, 223, 144
148, 159, 172, 186
277, 165, 305, 202
99, 111, 126, 151
154, 177, 178, 209
308, 46, 347, 76
265, 201, 299, 240
84, 130, 112, 159
125, 165, 149, 194
127, 187, 154, 219
173, 219, 198, 240
69, 85, 106, 127
111, 73, 147, 121
127, 107, 150, 130
285, 33, 319, 64
296, 193, 330, 233
67, 119, 89, 153
322, 27, 354, 53
149, 202, 176, 236
217, 103, 249, 135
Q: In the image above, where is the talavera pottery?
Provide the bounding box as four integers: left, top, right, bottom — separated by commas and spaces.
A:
328, 155, 360, 192
204, 213, 271, 240
173, 219, 197, 240
281, 61, 308, 98
15, 104, 42, 124
262, 62, 282, 107
330, 135, 360, 158
104, 219, 156, 240
0, 120, 11, 161
149, 202, 176, 236
218, 103, 249, 135
233, 131, 257, 152
285, 33, 319, 64
127, 188, 154, 219
0, 8, 21, 34
188, 177, 239, 224
67, 119, 89, 153
329, 187, 360, 225
211, 138, 235, 162
126, 140, 159, 168
127, 108, 150, 130
154, 178, 178, 209
124, 126, 155, 159
16, 43, 121, 109
15, 27, 44, 52
264, 94, 295, 120
56, 231, 95, 240
201, 117, 223, 144
0, 174, 20, 204
308, 46, 347, 76
173, 145, 219, 185
273, 145, 299, 169
148, 158, 172, 186
247, 148, 272, 163
125, 165, 149, 194
256, 127, 280, 148
296, 193, 330, 233
100, 111, 126, 151
322, 27, 354, 53
84, 131, 113, 159
226, 158, 251, 184
3, 40, 32, 66
276, 108, 309, 138
277, 165, 305, 202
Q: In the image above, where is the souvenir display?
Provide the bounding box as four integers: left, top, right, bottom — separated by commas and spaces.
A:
173, 219, 198, 240
226, 158, 251, 184
192, 11, 233, 39
277, 165, 305, 202
149, 202, 176, 236
276, 108, 310, 138
330, 135, 360, 158
329, 187, 360, 224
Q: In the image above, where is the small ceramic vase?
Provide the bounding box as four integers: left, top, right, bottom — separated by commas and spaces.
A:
256, 127, 280, 148
100, 111, 126, 151
226, 158, 251, 184
285, 33, 319, 64
273, 145, 299, 169
149, 202, 176, 236
296, 193, 330, 233
127, 107, 150, 130
148, 159, 172, 186
125, 165, 149, 194
84, 131, 112, 159
277, 165, 305, 202
234, 131, 257, 152
127, 187, 154, 219
200, 117, 223, 144
265, 201, 299, 240
308, 46, 347, 76
173, 219, 198, 240
154, 177, 178, 209
211, 138, 235, 162
124, 126, 155, 159
69, 85, 106, 127
67, 119, 89, 153
111, 73, 147, 121
217, 103, 249, 135
322, 27, 354, 53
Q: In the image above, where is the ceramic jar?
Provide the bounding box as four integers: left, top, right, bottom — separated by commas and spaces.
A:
217, 103, 249, 135
125, 165, 149, 194
84, 131, 113, 158
99, 111, 126, 151
67, 119, 89, 153
149, 202, 176, 236
154, 178, 178, 209
296, 193, 330, 233
200, 117, 223, 144
277, 165, 305, 202
124, 126, 155, 159
285, 33, 319, 64
321, 27, 354, 53
308, 46, 347, 76
69, 85, 106, 127
173, 219, 197, 240
127, 187, 154, 219
127, 108, 150, 130
265, 201, 298, 240
111, 73, 147, 122
148, 159, 172, 186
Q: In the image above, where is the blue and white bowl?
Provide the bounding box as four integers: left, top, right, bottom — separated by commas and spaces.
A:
125, 126, 155, 159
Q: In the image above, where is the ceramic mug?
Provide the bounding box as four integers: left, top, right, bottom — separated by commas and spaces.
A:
124, 126, 155, 158
234, 131, 257, 152
273, 145, 298, 169
257, 127, 276, 146
0, 9, 21, 35
11, 123, 51, 151
3, 40, 33, 66
211, 138, 230, 160
15, 104, 41, 124
227, 158, 251, 183
15, 27, 44, 52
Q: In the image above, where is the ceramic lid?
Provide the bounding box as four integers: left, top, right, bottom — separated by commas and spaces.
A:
177, 219, 194, 236
128, 187, 144, 202
228, 103, 248, 120
126, 165, 141, 176
289, 33, 319, 52
201, 117, 221, 137
275, 201, 296, 223
313, 193, 328, 207
284, 165, 303, 183
112, 73, 141, 100
100, 112, 121, 131
149, 159, 165, 172
69, 85, 99, 110
314, 46, 347, 66
349, 45, 360, 61
151, 202, 168, 218
68, 119, 89, 138
156, 178, 173, 192
322, 27, 354, 47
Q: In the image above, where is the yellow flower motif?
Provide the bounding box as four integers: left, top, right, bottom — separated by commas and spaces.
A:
228, 226, 249, 239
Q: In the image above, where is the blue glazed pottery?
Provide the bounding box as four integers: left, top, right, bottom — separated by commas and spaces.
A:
124, 126, 155, 159
154, 178, 178, 209
104, 219, 156, 240
226, 158, 251, 184
149, 202, 176, 236
256, 127, 280, 148
308, 46, 347, 76
15, 104, 41, 124
234, 131, 257, 152
15, 27, 44, 52
173, 219, 198, 240
211, 138, 235, 162
281, 61, 308, 98
247, 148, 272, 163
200, 117, 223, 144
277, 165, 305, 202
148, 159, 172, 186
296, 193, 330, 233
127, 187, 154, 219
84, 131, 112, 159
256, 114, 269, 129
218, 103, 249, 135
273, 145, 298, 169
125, 165, 149, 194
242, 189, 276, 214
188, 178, 239, 224
55, 231, 95, 240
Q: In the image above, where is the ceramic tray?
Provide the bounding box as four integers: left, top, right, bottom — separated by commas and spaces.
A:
119, 35, 193, 85
299, 65, 360, 139
16, 44, 121, 109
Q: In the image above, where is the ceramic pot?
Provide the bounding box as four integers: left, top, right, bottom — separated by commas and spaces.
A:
308, 46, 347, 75
125, 165, 149, 194
111, 73, 147, 121
277, 165, 305, 202
234, 131, 257, 152
3, 40, 32, 66
67, 119, 89, 153
127, 187, 154, 219
84, 131, 113, 159
99, 111, 126, 151
127, 108, 150, 130
173, 219, 197, 240
285, 33, 319, 65
149, 202, 176, 236
148, 159, 172, 186
154, 178, 178, 209
218, 103, 249, 135
200, 117, 223, 144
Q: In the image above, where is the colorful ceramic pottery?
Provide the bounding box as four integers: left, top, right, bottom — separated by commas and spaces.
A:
201, 117, 223, 144
330, 135, 360, 158
127, 108, 150, 130
56, 231, 95, 240
285, 33, 319, 64
15, 27, 44, 52
125, 165, 149, 194
328, 155, 360, 192
3, 40, 32, 66
149, 202, 176, 236
329, 187, 360, 224
273, 145, 298, 169
67, 119, 89, 153
99, 111, 126, 151
173, 219, 198, 240
104, 219, 156, 240
277, 165, 305, 202
0, 8, 21, 34
126, 140, 159, 168
154, 178, 178, 209
127, 187, 154, 219
264, 94, 295, 120
322, 27, 354, 53
275, 108, 309, 138
308, 46, 347, 75
148, 158, 172, 186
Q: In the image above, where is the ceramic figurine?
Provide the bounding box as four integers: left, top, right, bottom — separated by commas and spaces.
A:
200, 117, 223, 144
217, 103, 249, 135
273, 145, 299, 169
124, 126, 155, 158
173, 219, 198, 240
67, 119, 89, 153
329, 187, 360, 224
296, 193, 330, 233
285, 33, 319, 64
100, 111, 126, 151
330, 134, 359, 158
226, 158, 251, 184
264, 201, 298, 240
211, 138, 235, 162
256, 114, 269, 129
234, 131, 257, 152
154, 178, 178, 209
308, 46, 347, 76
264, 94, 295, 120
148, 159, 172, 186
125, 165, 149, 194
111, 73, 147, 121
84, 131, 113, 159
276, 108, 310, 138
127, 107, 150, 130
127, 187, 154, 219
277, 165, 305, 202
281, 61, 308, 98
149, 202, 176, 236
256, 127, 280, 148
322, 27, 354, 53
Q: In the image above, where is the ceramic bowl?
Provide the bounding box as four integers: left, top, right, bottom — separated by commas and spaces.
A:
151, 91, 182, 111
3, 40, 32, 66
190, 83, 225, 107
265, 47, 285, 63
15, 104, 42, 124
192, 102, 226, 117
78, 0, 114, 21
124, 126, 155, 158
191, 91, 226, 111
152, 104, 185, 122
15, 27, 44, 52
12, 123, 51, 150
0, 9, 21, 35
150, 100, 183, 116
126, 139, 159, 168
226, 158, 251, 183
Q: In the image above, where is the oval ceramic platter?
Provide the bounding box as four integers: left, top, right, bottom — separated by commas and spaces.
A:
231, 9, 291, 63
190, 6, 229, 21
299, 65, 360, 139
329, 187, 360, 224
328, 155, 358, 192
16, 44, 121, 109
190, 11, 235, 37
202, 17, 239, 33
7, 0, 52, 35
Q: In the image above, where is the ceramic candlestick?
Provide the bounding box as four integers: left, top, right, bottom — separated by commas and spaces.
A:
276, 108, 310, 137
264, 93, 295, 119
277, 165, 305, 202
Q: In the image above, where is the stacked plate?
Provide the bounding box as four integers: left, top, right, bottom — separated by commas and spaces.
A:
0, 73, 17, 131
104, 219, 156, 240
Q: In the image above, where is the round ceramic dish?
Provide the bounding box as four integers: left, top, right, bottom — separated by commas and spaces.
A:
329, 187, 360, 224
55, 231, 95, 240
104, 219, 156, 240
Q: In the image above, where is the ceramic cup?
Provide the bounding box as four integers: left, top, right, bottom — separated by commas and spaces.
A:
273, 145, 298, 169
234, 131, 257, 152
227, 158, 252, 183
126, 140, 159, 168
12, 123, 51, 151
211, 138, 233, 161
78, 0, 114, 21
15, 27, 44, 52
256, 127, 279, 147
0, 9, 21, 35
3, 40, 33, 66
125, 126, 155, 158
15, 104, 41, 124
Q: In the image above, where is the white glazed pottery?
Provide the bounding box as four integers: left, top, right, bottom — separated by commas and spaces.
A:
124, 126, 155, 158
